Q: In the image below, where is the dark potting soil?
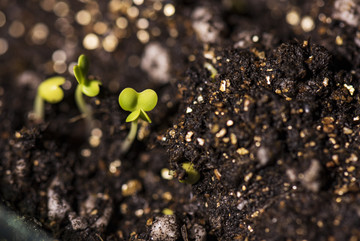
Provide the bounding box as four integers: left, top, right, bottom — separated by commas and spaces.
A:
1, 0, 360, 240
165, 41, 360, 240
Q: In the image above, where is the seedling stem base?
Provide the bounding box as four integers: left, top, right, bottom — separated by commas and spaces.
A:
121, 119, 138, 154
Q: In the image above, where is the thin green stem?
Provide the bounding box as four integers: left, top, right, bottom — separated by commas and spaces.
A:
75, 85, 90, 117
33, 92, 44, 121
121, 119, 138, 154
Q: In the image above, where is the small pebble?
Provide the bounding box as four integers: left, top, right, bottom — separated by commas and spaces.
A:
150, 215, 179, 241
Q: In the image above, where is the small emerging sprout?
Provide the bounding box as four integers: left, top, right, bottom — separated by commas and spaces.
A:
118, 88, 158, 153
73, 54, 102, 118
204, 62, 218, 79
33, 76, 65, 121
179, 162, 200, 184
162, 208, 174, 215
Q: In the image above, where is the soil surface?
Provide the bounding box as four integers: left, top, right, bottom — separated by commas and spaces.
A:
1, 0, 360, 240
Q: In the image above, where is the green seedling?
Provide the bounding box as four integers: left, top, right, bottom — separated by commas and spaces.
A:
73, 54, 102, 118
33, 76, 65, 121
118, 87, 158, 153
179, 162, 200, 184
162, 208, 174, 215
204, 62, 218, 79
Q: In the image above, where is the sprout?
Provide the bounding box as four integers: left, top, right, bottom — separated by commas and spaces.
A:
33, 76, 65, 121
179, 162, 200, 184
118, 88, 158, 153
73, 54, 102, 118
204, 62, 218, 79
162, 208, 174, 215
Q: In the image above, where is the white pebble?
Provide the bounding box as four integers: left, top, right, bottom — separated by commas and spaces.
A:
150, 215, 179, 241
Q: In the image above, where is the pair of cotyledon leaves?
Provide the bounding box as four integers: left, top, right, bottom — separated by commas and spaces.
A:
38, 76, 65, 104
119, 88, 157, 123
73, 54, 102, 97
